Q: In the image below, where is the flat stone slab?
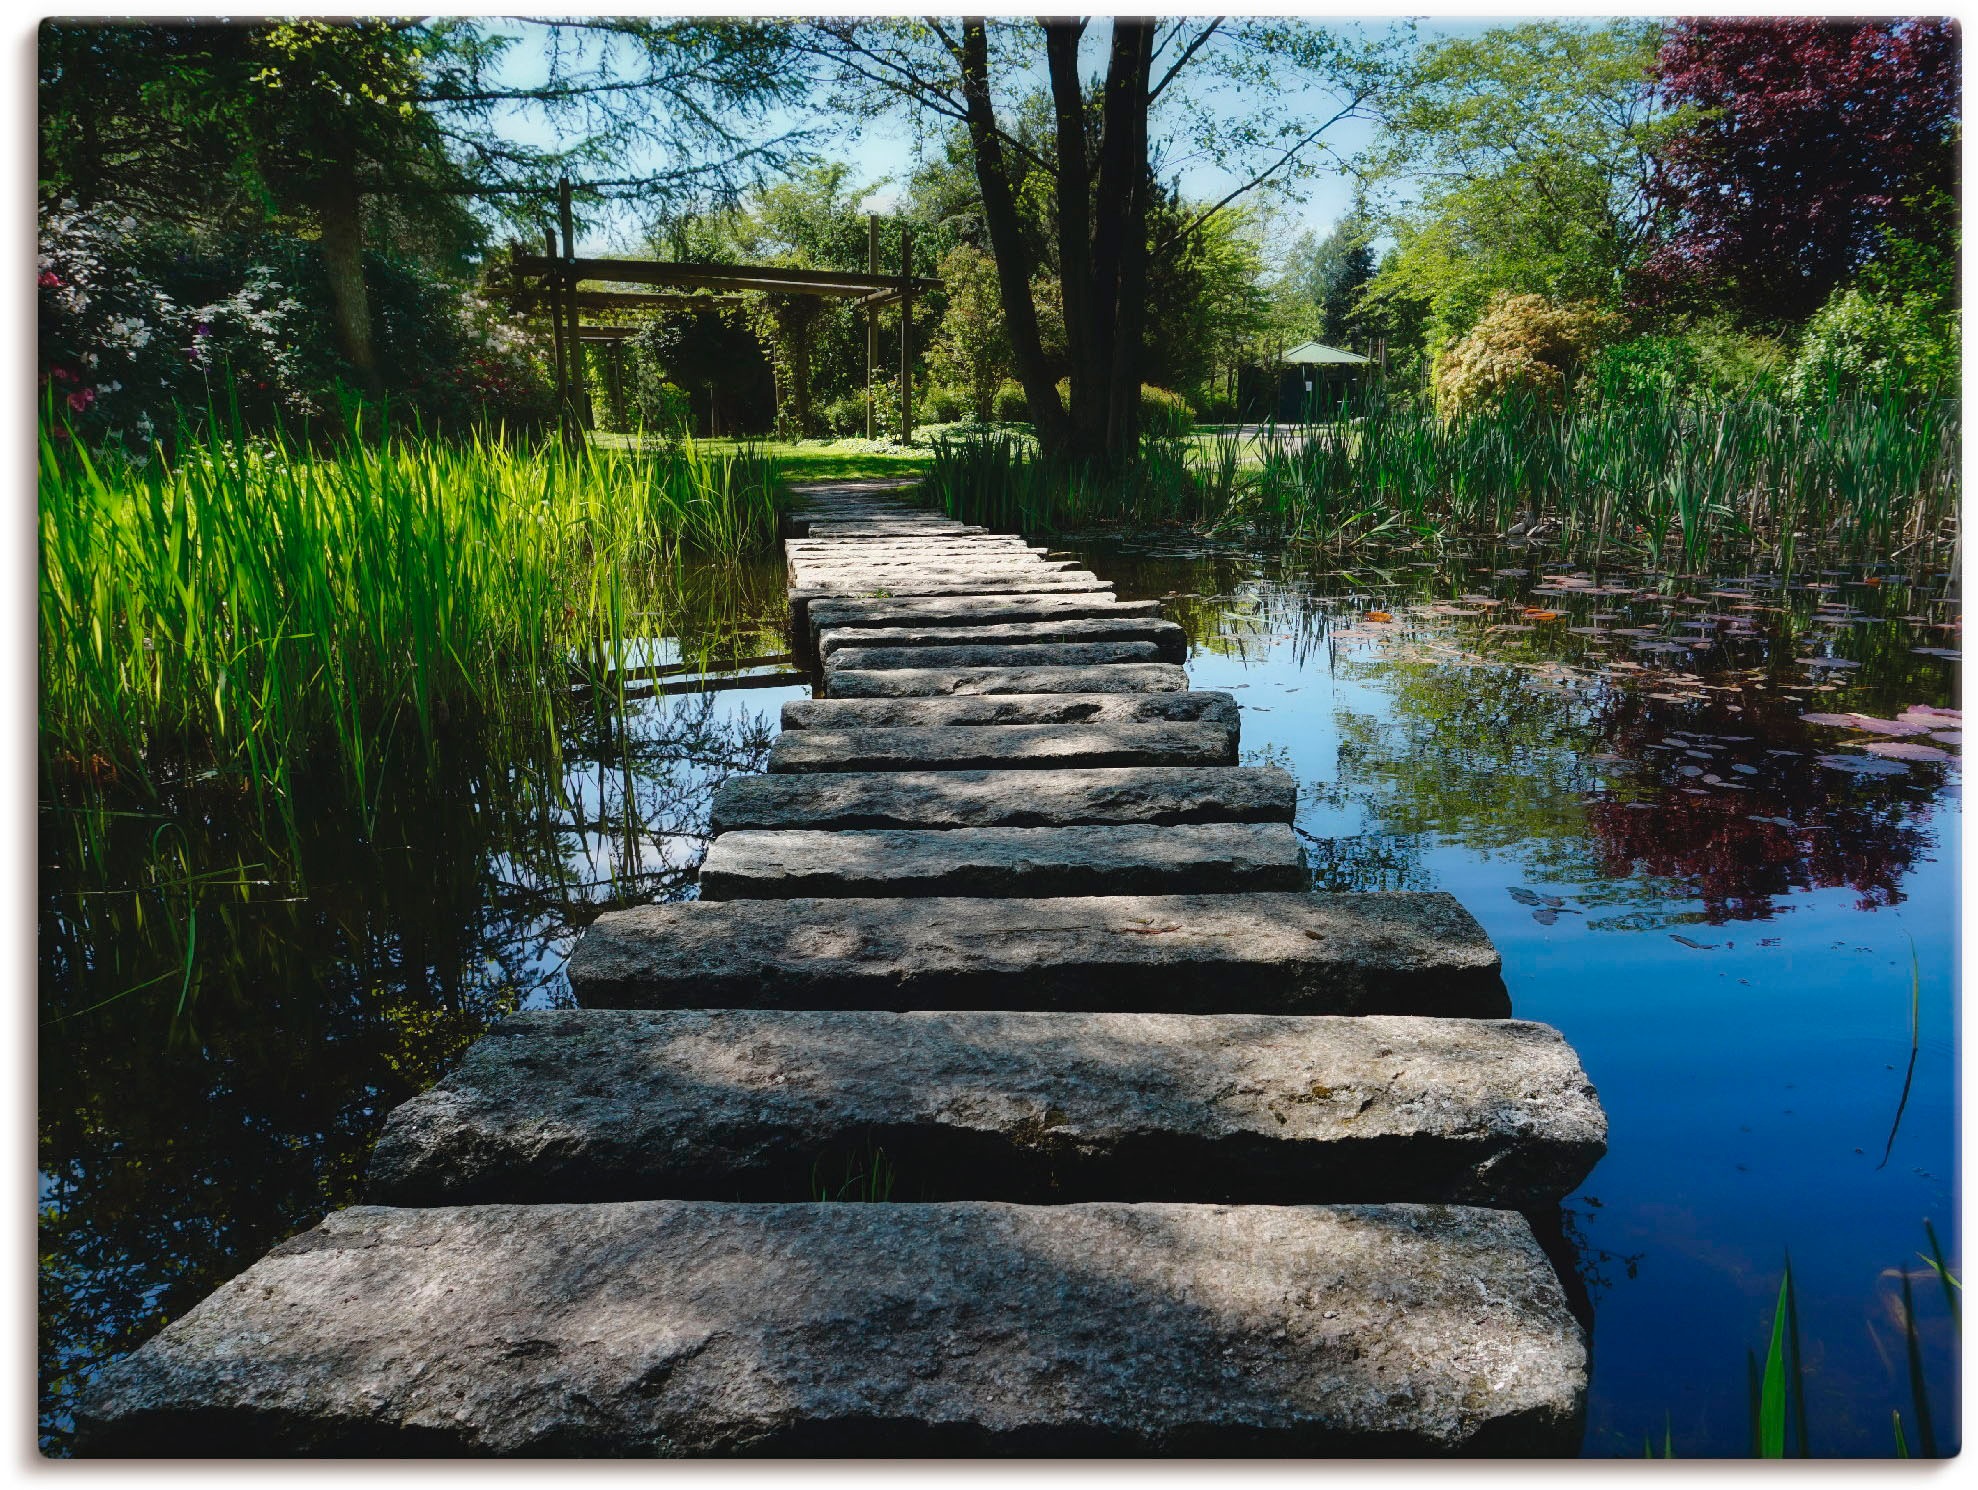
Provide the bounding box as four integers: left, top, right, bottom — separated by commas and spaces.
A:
826, 641, 1166, 673
765, 722, 1236, 773
806, 593, 1164, 639
697, 823, 1308, 900
782, 691, 1241, 732
821, 618, 1188, 664
715, 764, 1290, 833
570, 892, 1507, 1016
73, 1200, 1586, 1455
825, 663, 1186, 697
792, 575, 1112, 607
366, 1008, 1605, 1208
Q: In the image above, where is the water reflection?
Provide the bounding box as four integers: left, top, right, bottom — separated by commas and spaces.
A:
1082, 533, 1959, 1458
37, 559, 797, 1452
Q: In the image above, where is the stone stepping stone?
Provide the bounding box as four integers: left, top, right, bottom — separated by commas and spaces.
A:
806, 593, 1164, 639
826, 640, 1166, 673
713, 765, 1291, 831
765, 722, 1235, 774
697, 823, 1307, 900
791, 577, 1114, 627
72, 1199, 1587, 1456
820, 617, 1188, 664
569, 892, 1507, 1016
790, 562, 1081, 588
782, 690, 1240, 732
825, 663, 1185, 697
365, 1008, 1605, 1209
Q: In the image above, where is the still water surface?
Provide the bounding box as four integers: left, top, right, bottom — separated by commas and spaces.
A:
39, 537, 1959, 1456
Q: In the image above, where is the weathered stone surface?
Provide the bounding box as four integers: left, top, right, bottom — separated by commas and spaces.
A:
572, 892, 1504, 1016
790, 554, 1072, 577
712, 766, 1291, 832
806, 593, 1163, 638
766, 722, 1236, 774
826, 640, 1166, 674
825, 663, 1186, 697
820, 617, 1188, 664
367, 1008, 1606, 1209
697, 823, 1307, 900
792, 574, 1112, 609
781, 690, 1241, 732
73, 1199, 1586, 1456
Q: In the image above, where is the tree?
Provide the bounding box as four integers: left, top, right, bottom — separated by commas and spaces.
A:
1640, 18, 1959, 326
1286, 192, 1376, 347
1362, 21, 1663, 354
41, 18, 809, 399
927, 243, 1010, 420
801, 19, 1398, 472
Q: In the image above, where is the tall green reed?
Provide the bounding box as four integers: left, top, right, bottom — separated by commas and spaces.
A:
39, 407, 782, 836
928, 382, 1957, 566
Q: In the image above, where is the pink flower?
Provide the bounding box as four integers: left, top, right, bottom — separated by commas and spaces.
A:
38, 270, 61, 289
50, 366, 73, 385
66, 387, 95, 413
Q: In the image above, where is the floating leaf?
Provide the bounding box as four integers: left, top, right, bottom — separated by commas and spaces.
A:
1507, 887, 1542, 906
1930, 731, 1961, 746
1748, 815, 1798, 829
1533, 908, 1559, 925
1522, 609, 1560, 621
1863, 741, 1952, 762
1365, 611, 1393, 623
1818, 753, 1911, 776
1846, 715, 1933, 737
1671, 934, 1718, 950
1911, 647, 1961, 660
1799, 713, 1860, 727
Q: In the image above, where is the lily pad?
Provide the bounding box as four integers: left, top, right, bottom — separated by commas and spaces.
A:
1817, 753, 1912, 777
1861, 740, 1952, 762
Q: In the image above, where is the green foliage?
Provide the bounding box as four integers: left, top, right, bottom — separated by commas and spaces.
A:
1786, 286, 1959, 405
1366, 20, 1664, 356
39, 402, 782, 837
1139, 385, 1196, 440
1233, 383, 1957, 563
927, 242, 1010, 422
993, 379, 1030, 423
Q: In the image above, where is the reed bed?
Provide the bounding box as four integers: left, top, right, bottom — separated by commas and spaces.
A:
930, 386, 1960, 567
39, 415, 782, 832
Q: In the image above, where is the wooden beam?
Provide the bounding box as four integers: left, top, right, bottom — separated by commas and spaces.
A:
571, 290, 739, 312
514, 253, 939, 299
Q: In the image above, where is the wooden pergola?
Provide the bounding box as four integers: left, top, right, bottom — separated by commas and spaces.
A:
514, 180, 940, 442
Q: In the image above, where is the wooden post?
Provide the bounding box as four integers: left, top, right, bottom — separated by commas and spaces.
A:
558, 178, 591, 434
866, 214, 879, 441
898, 222, 913, 446
543, 225, 569, 437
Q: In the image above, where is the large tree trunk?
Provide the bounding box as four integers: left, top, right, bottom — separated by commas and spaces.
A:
957, 21, 1069, 457
1093, 21, 1155, 466
317, 144, 381, 400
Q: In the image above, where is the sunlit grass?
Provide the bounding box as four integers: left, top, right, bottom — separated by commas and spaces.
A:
39, 412, 783, 835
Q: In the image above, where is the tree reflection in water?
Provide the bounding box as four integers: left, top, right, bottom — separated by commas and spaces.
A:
38, 686, 779, 1451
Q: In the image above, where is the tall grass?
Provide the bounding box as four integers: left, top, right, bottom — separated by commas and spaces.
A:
1248, 384, 1959, 565
929, 384, 1959, 566
39, 411, 782, 833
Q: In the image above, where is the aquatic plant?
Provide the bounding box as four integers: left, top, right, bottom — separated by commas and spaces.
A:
929, 383, 1958, 568
39, 406, 782, 835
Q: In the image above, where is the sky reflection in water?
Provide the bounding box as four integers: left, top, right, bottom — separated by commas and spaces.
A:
1079, 534, 1959, 1458
38, 538, 1959, 1458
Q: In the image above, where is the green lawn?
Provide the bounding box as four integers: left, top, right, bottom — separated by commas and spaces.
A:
701, 439, 934, 487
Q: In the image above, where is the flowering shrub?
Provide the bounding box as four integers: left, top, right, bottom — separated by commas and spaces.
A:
39, 202, 554, 447
1432, 293, 1620, 416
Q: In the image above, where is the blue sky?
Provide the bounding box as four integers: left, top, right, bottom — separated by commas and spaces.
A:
482, 16, 1514, 261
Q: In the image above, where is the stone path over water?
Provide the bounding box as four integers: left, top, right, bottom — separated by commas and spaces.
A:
75, 482, 1607, 1457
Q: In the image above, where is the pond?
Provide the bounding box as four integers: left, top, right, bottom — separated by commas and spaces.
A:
38, 535, 1960, 1457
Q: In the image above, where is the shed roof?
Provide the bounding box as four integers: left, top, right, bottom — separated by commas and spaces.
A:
1284, 341, 1372, 366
